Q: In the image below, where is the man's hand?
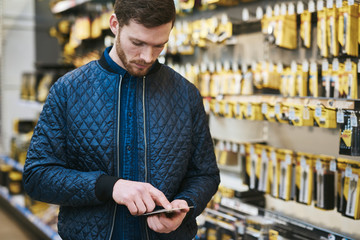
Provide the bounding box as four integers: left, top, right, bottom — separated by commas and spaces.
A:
146, 199, 190, 233
112, 179, 172, 215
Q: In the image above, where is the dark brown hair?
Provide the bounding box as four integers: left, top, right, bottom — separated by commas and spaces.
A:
114, 0, 176, 28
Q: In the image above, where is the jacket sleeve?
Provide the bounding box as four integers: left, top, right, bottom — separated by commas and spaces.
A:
23, 78, 106, 207
174, 83, 220, 218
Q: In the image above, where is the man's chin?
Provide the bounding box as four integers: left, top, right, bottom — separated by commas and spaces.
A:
128, 67, 150, 77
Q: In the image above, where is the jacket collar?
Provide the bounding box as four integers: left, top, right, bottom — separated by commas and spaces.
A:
98, 47, 162, 76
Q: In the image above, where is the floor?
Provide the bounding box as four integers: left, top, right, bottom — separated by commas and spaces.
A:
0, 205, 38, 240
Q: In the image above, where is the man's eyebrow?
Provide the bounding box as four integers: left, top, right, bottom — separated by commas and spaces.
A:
130, 37, 168, 47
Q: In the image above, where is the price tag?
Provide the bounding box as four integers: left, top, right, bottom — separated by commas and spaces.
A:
236, 103, 241, 115
285, 154, 292, 165
316, 159, 322, 171
242, 8, 250, 22
317, 0, 324, 11
350, 112, 358, 127
280, 3, 287, 15
337, 109, 344, 123
348, 0, 354, 5
271, 151, 276, 162
256, 7, 264, 20
291, 61, 297, 73
300, 156, 307, 168
322, 60, 329, 71
315, 105, 322, 117
225, 103, 229, 114
327, 0, 334, 8
302, 60, 309, 72
274, 4, 280, 16
277, 63, 284, 73
309, 0, 316, 12
345, 165, 352, 177
266, 6, 273, 18
336, 0, 342, 8
240, 144, 245, 154
247, 103, 252, 117
232, 143, 239, 153
225, 141, 231, 151
330, 160, 337, 172
262, 149, 268, 161
219, 141, 225, 151
297, 1, 304, 14
345, 59, 352, 72
310, 62, 317, 73
215, 102, 220, 114
289, 107, 296, 120
303, 106, 310, 120
288, 3, 295, 15
275, 103, 281, 115
332, 58, 339, 71
262, 103, 268, 114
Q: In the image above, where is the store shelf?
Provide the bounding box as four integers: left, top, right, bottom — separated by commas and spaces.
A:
219, 197, 355, 240
0, 155, 60, 240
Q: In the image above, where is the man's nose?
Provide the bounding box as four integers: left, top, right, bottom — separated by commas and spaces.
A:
140, 46, 154, 63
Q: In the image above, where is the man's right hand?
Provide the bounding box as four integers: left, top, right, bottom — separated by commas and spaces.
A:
112, 179, 172, 216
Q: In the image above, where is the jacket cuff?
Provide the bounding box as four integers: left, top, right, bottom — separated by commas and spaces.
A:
95, 175, 119, 202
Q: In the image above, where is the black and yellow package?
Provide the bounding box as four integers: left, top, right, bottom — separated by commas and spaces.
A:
327, 6, 340, 57
277, 149, 294, 201
300, 10, 312, 48
337, 158, 360, 219
338, 3, 359, 57
269, 148, 280, 198
317, 9, 329, 57
314, 156, 336, 210
258, 146, 271, 193
295, 152, 315, 205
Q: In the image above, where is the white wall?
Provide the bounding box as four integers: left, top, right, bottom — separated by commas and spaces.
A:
1, 0, 38, 153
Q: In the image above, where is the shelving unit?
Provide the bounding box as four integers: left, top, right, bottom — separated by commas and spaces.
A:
0, 155, 60, 240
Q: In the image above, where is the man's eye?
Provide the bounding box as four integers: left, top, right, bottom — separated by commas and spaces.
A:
132, 41, 143, 46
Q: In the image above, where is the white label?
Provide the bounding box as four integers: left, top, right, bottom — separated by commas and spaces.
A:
315, 106, 322, 117
316, 159, 322, 171
297, 1, 304, 14
242, 8, 250, 22
262, 103, 268, 114
317, 0, 324, 11
345, 59, 352, 72
285, 154, 292, 164
256, 7, 264, 20
327, 0, 334, 8
289, 107, 296, 120
271, 151, 277, 164
219, 141, 225, 151
232, 143, 239, 153
215, 102, 220, 114
311, 62, 317, 73
280, 3, 287, 15
226, 141, 232, 151
266, 6, 273, 18
301, 156, 307, 168
225, 103, 229, 114
277, 63, 284, 73
247, 103, 252, 117
337, 109, 344, 123
348, 0, 354, 5
322, 60, 329, 71
309, 0, 316, 12
303, 106, 310, 120
274, 4, 280, 16
240, 144, 245, 155
288, 3, 295, 15
275, 103, 281, 115
336, 0, 342, 8
291, 61, 297, 73
303, 60, 309, 72
330, 160, 337, 172
332, 59, 339, 71
345, 165, 352, 177
262, 149, 268, 161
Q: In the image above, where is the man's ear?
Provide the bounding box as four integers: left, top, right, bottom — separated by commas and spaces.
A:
109, 13, 119, 35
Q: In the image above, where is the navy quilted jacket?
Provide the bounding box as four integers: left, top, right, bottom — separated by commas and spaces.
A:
23, 53, 220, 240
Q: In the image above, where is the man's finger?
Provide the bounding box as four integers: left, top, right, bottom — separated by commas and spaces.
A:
149, 188, 172, 210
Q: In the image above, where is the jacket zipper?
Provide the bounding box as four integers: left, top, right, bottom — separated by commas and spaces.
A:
143, 76, 150, 240
108, 75, 123, 240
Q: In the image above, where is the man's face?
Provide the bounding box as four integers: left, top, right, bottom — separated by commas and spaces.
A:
115, 20, 172, 77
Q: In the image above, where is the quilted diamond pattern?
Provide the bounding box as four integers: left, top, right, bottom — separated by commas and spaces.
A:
23, 60, 219, 240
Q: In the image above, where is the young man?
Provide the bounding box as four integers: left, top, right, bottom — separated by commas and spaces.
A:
23, 0, 220, 239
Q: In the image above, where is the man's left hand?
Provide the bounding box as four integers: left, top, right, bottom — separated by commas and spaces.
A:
146, 199, 190, 233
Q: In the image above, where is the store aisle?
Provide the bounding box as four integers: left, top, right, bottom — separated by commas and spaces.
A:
0, 205, 38, 240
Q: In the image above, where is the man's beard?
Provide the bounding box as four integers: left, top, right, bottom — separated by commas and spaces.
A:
116, 39, 154, 77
